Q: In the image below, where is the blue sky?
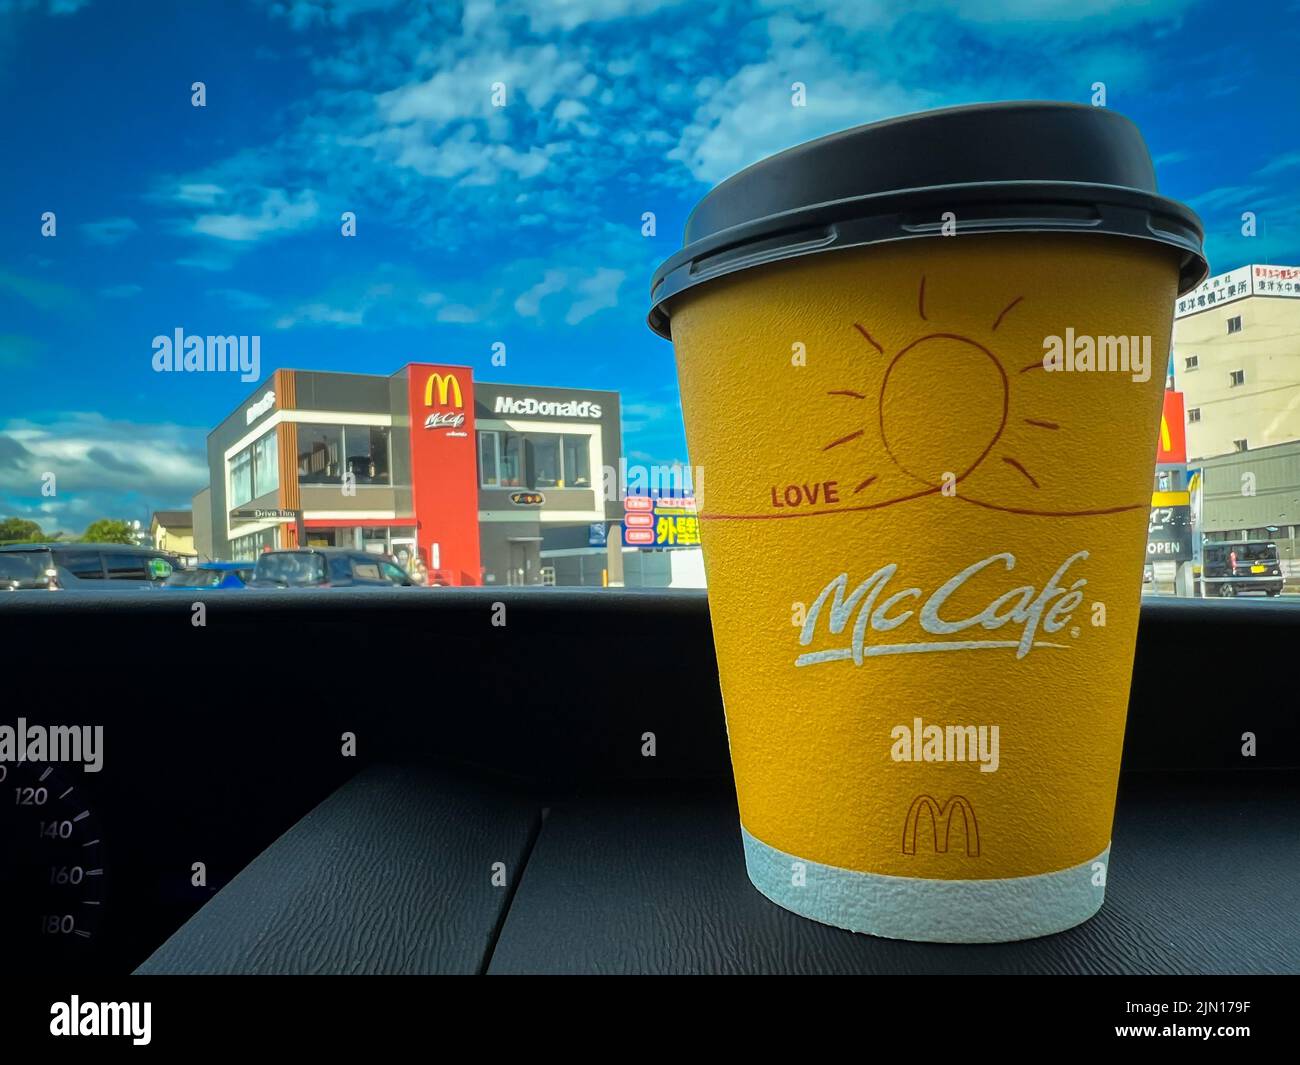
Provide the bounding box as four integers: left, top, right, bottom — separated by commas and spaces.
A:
0, 0, 1297, 532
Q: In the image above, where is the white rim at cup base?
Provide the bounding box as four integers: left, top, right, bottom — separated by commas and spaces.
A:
741, 826, 1110, 944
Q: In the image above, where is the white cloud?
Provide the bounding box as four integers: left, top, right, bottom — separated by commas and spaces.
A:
565, 267, 625, 324
513, 265, 626, 325
522, 0, 690, 32
372, 124, 555, 184
436, 303, 479, 323
172, 182, 226, 206
942, 0, 1195, 24
191, 188, 320, 243
149, 0, 1207, 338
1256, 151, 1300, 178
553, 99, 590, 126
274, 302, 365, 329
0, 414, 207, 504
263, 0, 408, 30
668, 43, 933, 184
1187, 185, 1267, 212
763, 0, 1196, 29
514, 269, 567, 318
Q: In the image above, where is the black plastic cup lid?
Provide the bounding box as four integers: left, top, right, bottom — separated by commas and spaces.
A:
648, 101, 1208, 339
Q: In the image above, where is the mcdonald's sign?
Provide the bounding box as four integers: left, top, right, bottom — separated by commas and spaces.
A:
1156, 390, 1187, 465
424, 372, 464, 409
405, 363, 480, 585
902, 794, 980, 857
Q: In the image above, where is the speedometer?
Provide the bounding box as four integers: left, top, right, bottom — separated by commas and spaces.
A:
0, 761, 107, 970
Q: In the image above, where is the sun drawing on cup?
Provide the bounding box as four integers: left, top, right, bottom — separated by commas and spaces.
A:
809, 274, 1147, 520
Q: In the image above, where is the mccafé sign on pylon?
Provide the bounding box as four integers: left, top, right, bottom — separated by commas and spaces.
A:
407, 363, 480, 583
423, 371, 467, 432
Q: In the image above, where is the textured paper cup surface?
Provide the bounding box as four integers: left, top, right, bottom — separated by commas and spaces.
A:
669, 233, 1180, 940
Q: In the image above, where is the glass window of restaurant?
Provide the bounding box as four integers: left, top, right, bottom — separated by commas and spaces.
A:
229, 448, 253, 508
561, 433, 592, 487
299, 424, 390, 485
478, 430, 591, 490
389, 528, 417, 569
298, 425, 343, 484
361, 526, 390, 554
347, 426, 391, 484
253, 429, 278, 497
230, 526, 278, 560
529, 434, 561, 488
478, 432, 498, 487
229, 429, 278, 508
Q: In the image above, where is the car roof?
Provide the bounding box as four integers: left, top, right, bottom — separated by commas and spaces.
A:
0, 542, 175, 553
198, 561, 252, 570
262, 548, 382, 556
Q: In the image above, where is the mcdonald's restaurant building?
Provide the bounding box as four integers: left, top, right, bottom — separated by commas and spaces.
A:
192, 364, 624, 586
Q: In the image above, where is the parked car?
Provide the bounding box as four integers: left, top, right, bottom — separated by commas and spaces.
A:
250, 548, 415, 588
1201, 540, 1285, 597
0, 542, 181, 590
162, 561, 256, 590
0, 551, 58, 590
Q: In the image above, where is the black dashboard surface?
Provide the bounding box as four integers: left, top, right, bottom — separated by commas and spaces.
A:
489, 770, 1300, 974
2, 590, 1296, 975
135, 765, 1299, 976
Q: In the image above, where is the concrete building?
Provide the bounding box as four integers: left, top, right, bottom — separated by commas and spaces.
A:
1192, 439, 1300, 568
149, 509, 195, 559
1171, 264, 1300, 460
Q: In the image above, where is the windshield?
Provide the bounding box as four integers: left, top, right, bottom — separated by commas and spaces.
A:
0, 3, 1292, 607
0, 554, 48, 582
164, 569, 233, 588
256, 554, 326, 586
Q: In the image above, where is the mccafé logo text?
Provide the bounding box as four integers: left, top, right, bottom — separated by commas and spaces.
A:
795, 550, 1089, 668
423, 372, 466, 431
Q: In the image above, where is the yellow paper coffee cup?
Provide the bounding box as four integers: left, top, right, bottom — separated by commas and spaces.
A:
649, 103, 1208, 942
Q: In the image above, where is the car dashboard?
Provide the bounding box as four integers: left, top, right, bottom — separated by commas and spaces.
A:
0, 590, 1296, 975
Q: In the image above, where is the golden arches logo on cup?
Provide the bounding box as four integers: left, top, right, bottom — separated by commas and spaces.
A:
902, 795, 981, 858
649, 102, 1208, 943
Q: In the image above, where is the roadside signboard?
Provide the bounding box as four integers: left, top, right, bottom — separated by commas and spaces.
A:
1148, 490, 1192, 561
622, 494, 701, 548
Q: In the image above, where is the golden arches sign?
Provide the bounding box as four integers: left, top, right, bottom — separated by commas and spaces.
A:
424, 372, 463, 409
